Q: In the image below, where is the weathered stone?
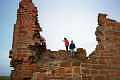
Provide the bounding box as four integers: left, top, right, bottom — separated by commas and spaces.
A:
9, 0, 46, 80
9, 0, 120, 80
82, 13, 120, 80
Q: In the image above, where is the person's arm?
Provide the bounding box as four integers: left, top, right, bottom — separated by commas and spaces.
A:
74, 44, 76, 48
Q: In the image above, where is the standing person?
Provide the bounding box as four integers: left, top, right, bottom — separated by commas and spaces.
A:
63, 37, 69, 52
69, 40, 76, 56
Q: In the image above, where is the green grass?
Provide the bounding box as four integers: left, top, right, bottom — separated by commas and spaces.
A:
0, 76, 10, 80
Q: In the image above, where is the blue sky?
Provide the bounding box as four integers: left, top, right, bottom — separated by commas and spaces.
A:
0, 0, 120, 76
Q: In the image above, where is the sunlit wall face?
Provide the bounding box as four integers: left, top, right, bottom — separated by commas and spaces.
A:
0, 0, 120, 76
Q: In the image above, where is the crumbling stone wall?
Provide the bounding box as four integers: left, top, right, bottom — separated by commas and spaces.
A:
31, 48, 87, 80
9, 0, 120, 80
81, 13, 120, 80
9, 0, 46, 80
9, 0, 87, 80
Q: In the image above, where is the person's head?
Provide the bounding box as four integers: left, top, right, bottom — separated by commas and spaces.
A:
64, 37, 67, 40
71, 40, 73, 43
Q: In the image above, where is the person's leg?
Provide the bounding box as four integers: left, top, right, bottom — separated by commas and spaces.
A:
66, 46, 68, 52
72, 49, 75, 56
70, 49, 72, 56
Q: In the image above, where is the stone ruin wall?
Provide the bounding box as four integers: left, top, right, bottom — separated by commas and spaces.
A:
31, 48, 87, 80
9, 0, 120, 80
81, 13, 120, 80
9, 0, 88, 80
9, 0, 45, 80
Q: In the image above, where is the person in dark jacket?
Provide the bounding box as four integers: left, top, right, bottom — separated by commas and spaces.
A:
69, 40, 76, 56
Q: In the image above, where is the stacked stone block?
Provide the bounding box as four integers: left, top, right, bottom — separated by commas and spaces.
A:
9, 0, 44, 80
9, 0, 120, 80
81, 13, 120, 80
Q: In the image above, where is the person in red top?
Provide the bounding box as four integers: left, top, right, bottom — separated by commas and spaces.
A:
63, 37, 69, 52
